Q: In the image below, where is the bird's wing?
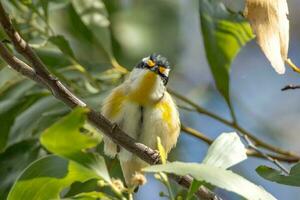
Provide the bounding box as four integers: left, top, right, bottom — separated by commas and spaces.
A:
101, 85, 127, 122
101, 85, 127, 157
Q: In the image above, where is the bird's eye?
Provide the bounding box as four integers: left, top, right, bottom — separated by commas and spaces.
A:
147, 59, 155, 67
158, 66, 167, 74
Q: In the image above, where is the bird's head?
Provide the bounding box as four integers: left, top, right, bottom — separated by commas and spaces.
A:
135, 53, 170, 85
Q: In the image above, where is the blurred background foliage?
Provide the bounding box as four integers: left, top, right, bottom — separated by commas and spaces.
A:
0, 0, 300, 199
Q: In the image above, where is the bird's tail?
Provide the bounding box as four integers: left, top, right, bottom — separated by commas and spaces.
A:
120, 157, 148, 187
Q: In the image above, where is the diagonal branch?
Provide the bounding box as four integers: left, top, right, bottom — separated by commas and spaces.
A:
0, 3, 220, 200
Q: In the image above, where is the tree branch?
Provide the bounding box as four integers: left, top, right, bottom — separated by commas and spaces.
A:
168, 89, 300, 160
0, 3, 220, 200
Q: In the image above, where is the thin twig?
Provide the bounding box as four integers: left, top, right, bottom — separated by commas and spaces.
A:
0, 3, 219, 200
281, 84, 300, 91
246, 150, 299, 163
181, 125, 213, 145
238, 132, 289, 174
182, 125, 300, 163
177, 105, 196, 112
168, 88, 300, 160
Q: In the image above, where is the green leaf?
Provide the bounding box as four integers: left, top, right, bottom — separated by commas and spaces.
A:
144, 162, 276, 200
39, 0, 49, 22
189, 133, 247, 200
49, 35, 76, 59
71, 191, 112, 200
71, 0, 111, 55
0, 69, 34, 101
8, 155, 99, 200
52, 2, 112, 70
36, 48, 71, 70
40, 107, 109, 182
20, 0, 32, 5
0, 140, 40, 200
202, 132, 247, 169
64, 179, 99, 198
8, 96, 65, 147
102, 0, 123, 61
199, 0, 254, 102
256, 163, 300, 187
186, 180, 202, 200
0, 92, 47, 151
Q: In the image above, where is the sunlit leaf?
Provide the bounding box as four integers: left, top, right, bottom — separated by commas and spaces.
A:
186, 132, 247, 199
8, 155, 99, 200
203, 132, 247, 169
256, 163, 300, 187
20, 0, 32, 5
71, 191, 112, 200
145, 162, 276, 200
199, 0, 254, 102
40, 107, 109, 182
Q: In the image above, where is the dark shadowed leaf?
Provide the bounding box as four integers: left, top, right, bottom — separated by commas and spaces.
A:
8, 96, 65, 147
36, 49, 71, 70
8, 155, 99, 200
0, 92, 47, 151
64, 179, 99, 198
0, 140, 40, 200
145, 162, 275, 200
256, 163, 300, 187
49, 35, 76, 59
199, 0, 254, 102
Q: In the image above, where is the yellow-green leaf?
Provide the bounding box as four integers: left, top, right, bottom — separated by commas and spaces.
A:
199, 0, 254, 102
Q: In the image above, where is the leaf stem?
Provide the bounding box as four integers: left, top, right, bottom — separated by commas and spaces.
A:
285, 58, 300, 74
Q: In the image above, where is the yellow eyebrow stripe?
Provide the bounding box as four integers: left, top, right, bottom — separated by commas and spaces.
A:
147, 59, 155, 67
159, 66, 166, 74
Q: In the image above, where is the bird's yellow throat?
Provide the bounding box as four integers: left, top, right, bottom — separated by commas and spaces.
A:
128, 70, 158, 105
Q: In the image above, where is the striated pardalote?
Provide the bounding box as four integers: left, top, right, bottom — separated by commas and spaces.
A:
101, 54, 180, 187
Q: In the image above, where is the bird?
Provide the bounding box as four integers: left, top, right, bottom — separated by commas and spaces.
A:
101, 53, 180, 187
